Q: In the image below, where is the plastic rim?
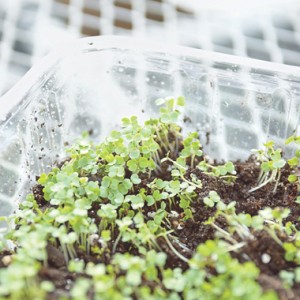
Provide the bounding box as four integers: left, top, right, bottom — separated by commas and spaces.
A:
1, 35, 300, 121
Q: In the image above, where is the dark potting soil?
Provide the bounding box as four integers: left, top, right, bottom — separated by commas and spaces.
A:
2, 157, 300, 300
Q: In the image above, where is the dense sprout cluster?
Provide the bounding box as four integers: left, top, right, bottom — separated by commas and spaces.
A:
0, 97, 300, 299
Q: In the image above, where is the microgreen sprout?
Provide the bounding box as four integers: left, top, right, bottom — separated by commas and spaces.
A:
198, 160, 236, 183
285, 135, 300, 195
154, 96, 185, 154
250, 141, 286, 193
180, 132, 203, 168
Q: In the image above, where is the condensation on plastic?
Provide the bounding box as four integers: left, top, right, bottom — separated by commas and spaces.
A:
0, 35, 300, 217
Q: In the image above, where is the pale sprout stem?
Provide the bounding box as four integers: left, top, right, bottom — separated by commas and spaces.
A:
259, 171, 270, 186
257, 169, 263, 183
226, 242, 246, 252
180, 175, 201, 189
265, 228, 283, 246
153, 151, 161, 165
249, 174, 274, 193
65, 243, 76, 260
257, 169, 268, 186
164, 235, 189, 263
80, 233, 87, 252
175, 135, 179, 154
156, 130, 169, 152
60, 242, 69, 263
112, 233, 122, 254
170, 235, 192, 254
191, 154, 195, 169
87, 239, 91, 256
235, 224, 254, 240
150, 237, 163, 252
163, 131, 174, 153
211, 222, 239, 245
153, 161, 162, 174
273, 171, 281, 193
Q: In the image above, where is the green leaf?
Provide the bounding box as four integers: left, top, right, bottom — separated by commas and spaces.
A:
273, 158, 286, 169
264, 140, 274, 148
218, 166, 227, 176
261, 161, 271, 172
130, 195, 144, 209
237, 213, 252, 227
40, 281, 55, 293
171, 169, 180, 177
121, 117, 131, 126
225, 161, 235, 173
288, 157, 299, 167
131, 174, 141, 184
280, 270, 295, 287
295, 267, 300, 282
203, 197, 214, 207
285, 135, 295, 145
169, 111, 180, 123
116, 217, 133, 230
146, 195, 155, 206
283, 242, 297, 261
251, 215, 264, 230
20, 201, 34, 208
101, 230, 111, 242
101, 176, 110, 188
86, 263, 106, 277
78, 157, 89, 168
139, 157, 149, 169
153, 190, 162, 201
203, 191, 220, 207
126, 269, 142, 286
133, 212, 144, 227
155, 98, 166, 106
127, 160, 138, 172
177, 96, 185, 106
179, 198, 189, 209
184, 208, 193, 220
38, 173, 48, 185
68, 259, 85, 273
129, 149, 140, 159
226, 201, 236, 210
288, 174, 297, 183
155, 179, 166, 189
114, 193, 124, 205
97, 204, 117, 220
145, 265, 158, 281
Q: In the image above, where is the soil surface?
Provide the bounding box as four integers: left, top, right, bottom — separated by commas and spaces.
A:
2, 156, 300, 299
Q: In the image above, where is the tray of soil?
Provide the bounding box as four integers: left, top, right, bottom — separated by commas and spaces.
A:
0, 96, 300, 299
1, 37, 300, 299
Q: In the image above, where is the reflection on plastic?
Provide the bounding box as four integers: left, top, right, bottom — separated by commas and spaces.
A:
0, 36, 300, 218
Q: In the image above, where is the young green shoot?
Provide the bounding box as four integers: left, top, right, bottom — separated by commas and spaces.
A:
250, 141, 286, 193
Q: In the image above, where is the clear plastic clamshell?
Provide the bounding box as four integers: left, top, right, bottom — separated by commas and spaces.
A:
1, 36, 300, 217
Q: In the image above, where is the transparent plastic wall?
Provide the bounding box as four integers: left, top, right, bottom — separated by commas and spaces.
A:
0, 36, 300, 216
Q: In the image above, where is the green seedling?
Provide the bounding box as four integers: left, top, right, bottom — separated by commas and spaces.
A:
250, 141, 286, 193
180, 132, 203, 168
185, 240, 277, 300
285, 135, 300, 196
198, 160, 236, 184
